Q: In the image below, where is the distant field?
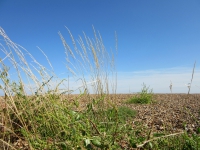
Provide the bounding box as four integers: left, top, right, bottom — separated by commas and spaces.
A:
70, 93, 200, 133
2, 93, 199, 133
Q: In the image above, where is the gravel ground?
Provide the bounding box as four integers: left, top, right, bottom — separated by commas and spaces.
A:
0, 94, 200, 149
67, 93, 200, 134
1, 94, 200, 133
112, 94, 200, 134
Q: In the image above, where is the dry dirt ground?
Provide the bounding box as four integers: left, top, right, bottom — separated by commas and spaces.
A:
1, 94, 199, 133
74, 94, 200, 134
0, 94, 200, 149
116, 94, 200, 134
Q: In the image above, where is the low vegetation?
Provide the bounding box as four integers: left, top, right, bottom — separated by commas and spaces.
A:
0, 27, 200, 149
127, 83, 154, 104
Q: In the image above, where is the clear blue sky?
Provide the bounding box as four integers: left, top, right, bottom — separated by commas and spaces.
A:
1, 0, 200, 93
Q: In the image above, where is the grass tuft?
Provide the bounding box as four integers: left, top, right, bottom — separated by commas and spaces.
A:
127, 83, 154, 104
117, 106, 137, 121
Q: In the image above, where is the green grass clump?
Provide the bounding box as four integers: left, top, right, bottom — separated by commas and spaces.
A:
0, 83, 137, 149
127, 83, 154, 104
117, 106, 137, 121
102, 106, 137, 122
143, 132, 200, 150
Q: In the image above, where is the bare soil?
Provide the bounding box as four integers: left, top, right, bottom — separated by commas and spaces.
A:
112, 94, 200, 134
1, 94, 200, 134
72, 94, 200, 134
0, 94, 200, 149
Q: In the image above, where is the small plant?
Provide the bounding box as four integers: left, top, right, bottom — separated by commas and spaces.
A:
127, 83, 154, 104
117, 106, 137, 121
104, 106, 137, 122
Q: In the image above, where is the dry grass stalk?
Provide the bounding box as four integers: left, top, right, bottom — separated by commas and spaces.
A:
58, 26, 117, 95
169, 80, 172, 93
0, 139, 18, 150
187, 61, 196, 95
137, 131, 184, 148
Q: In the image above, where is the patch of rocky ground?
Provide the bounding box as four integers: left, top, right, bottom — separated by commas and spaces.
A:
113, 94, 200, 134
0, 94, 200, 149
68, 93, 200, 134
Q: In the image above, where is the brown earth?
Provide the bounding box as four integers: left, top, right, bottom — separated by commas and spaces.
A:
116, 94, 200, 134
1, 94, 200, 132
73, 94, 200, 134
0, 94, 200, 149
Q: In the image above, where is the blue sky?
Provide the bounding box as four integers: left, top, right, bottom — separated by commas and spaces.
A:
1, 0, 200, 93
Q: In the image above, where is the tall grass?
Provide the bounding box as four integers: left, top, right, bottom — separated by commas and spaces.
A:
58, 26, 117, 96
0, 27, 134, 149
